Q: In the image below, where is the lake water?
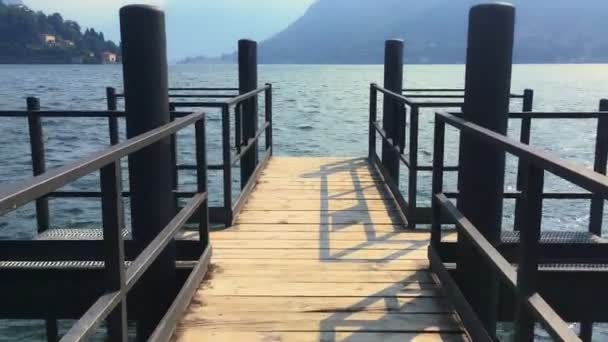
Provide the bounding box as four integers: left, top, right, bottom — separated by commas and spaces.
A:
0, 63, 607, 340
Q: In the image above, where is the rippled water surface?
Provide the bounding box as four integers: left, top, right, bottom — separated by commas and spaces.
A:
0, 64, 607, 340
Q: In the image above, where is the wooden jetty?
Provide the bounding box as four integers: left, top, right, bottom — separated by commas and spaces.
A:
173, 157, 467, 341
2, 3, 608, 342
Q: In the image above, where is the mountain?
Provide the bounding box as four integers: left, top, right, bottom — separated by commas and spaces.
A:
0, 1, 120, 64
252, 0, 608, 64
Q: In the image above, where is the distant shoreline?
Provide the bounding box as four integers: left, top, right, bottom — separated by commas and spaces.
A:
2, 62, 608, 66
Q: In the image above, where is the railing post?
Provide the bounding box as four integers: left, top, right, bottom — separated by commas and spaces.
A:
369, 84, 377, 160
408, 105, 420, 228
514, 89, 534, 230
431, 119, 446, 247
381, 39, 404, 185
457, 3, 515, 337
169, 103, 179, 215
265, 83, 273, 153
27, 97, 50, 233
514, 164, 544, 341
106, 87, 120, 145
106, 87, 125, 229
235, 104, 243, 154
221, 105, 233, 225
100, 162, 128, 342
238, 39, 258, 188
119, 5, 176, 339
195, 117, 209, 250
589, 99, 608, 235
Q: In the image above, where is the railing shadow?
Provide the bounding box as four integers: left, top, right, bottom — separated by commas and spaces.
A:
300, 158, 426, 263
297, 158, 448, 341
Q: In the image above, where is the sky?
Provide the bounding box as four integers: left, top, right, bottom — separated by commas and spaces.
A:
23, 0, 316, 61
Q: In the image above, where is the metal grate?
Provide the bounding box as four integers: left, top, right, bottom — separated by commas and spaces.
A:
539, 263, 608, 271
37, 227, 132, 240
0, 260, 197, 270
502, 231, 606, 244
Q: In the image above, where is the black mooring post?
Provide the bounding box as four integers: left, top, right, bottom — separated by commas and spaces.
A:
238, 39, 258, 188
119, 5, 176, 340
27, 97, 50, 233
105, 87, 125, 229
589, 99, 608, 236
457, 3, 515, 337
381, 40, 404, 185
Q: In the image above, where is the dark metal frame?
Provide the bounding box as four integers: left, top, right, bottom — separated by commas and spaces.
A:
369, 85, 608, 231
428, 110, 608, 341
0, 112, 210, 341
369, 85, 533, 228
0, 84, 273, 229
145, 84, 273, 225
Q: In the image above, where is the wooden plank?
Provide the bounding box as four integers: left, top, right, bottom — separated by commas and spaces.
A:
207, 268, 434, 282
241, 200, 398, 211
247, 193, 394, 200
177, 312, 463, 333
211, 259, 430, 271
212, 248, 428, 260
211, 239, 428, 250
258, 175, 383, 181
211, 224, 412, 233
207, 231, 431, 241
187, 295, 450, 313
235, 210, 404, 225
173, 331, 469, 342
197, 280, 439, 297
248, 193, 393, 201
256, 179, 382, 184
254, 184, 387, 190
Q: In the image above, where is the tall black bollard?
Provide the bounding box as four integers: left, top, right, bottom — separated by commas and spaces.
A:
381, 40, 404, 185
119, 5, 176, 339
457, 3, 515, 336
238, 39, 258, 188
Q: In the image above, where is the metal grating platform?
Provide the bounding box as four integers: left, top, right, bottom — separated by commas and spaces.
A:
501, 231, 607, 244
36, 227, 201, 241
0, 260, 197, 270
37, 227, 131, 240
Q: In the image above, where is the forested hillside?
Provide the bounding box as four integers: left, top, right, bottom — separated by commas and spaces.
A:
0, 0, 120, 64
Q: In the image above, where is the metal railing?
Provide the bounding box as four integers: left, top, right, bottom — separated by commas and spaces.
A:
369, 84, 608, 231
0, 85, 272, 231
426, 110, 608, 341
0, 111, 210, 341
115, 85, 273, 226
369, 85, 533, 227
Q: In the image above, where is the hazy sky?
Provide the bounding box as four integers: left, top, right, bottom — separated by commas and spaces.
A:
23, 0, 316, 61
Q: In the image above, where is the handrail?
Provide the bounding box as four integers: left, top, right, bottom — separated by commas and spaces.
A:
429, 109, 608, 341
61, 192, 207, 342
369, 84, 533, 228
0, 110, 126, 118
226, 84, 271, 106
0, 110, 202, 118
0, 112, 204, 214
436, 111, 608, 198
0, 109, 209, 341
434, 194, 581, 342
373, 83, 415, 106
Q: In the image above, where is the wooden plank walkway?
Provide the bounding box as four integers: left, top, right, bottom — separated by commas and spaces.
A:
172, 157, 468, 342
